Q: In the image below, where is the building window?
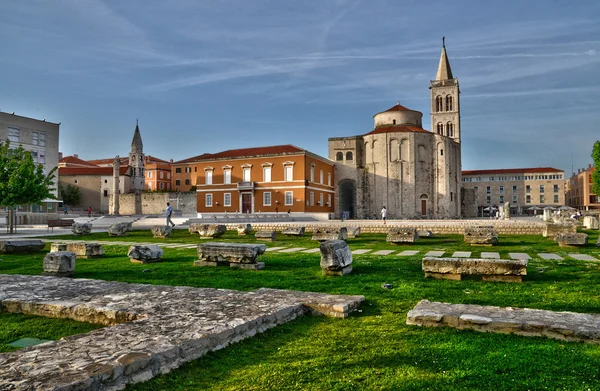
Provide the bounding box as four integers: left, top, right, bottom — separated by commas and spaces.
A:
167, 183, 171, 190
310, 164, 315, 182
7, 128, 19, 143
32, 132, 39, 145
526, 185, 531, 193
486, 195, 491, 204
103, 190, 108, 197
554, 184, 559, 192
224, 169, 231, 184
224, 193, 231, 206
39, 132, 46, 147
194, 167, 197, 172
243, 168, 251, 182
263, 167, 272, 183
167, 172, 171, 179
499, 195, 504, 203
346, 151, 353, 161
440, 149, 444, 156
526, 195, 531, 203
74, 180, 78, 184
205, 194, 213, 207
309, 192, 314, 206
159, 182, 164, 190
176, 180, 180, 186
437, 123, 443, 135
206, 170, 213, 185
263, 192, 271, 206
319, 193, 323, 206
175, 168, 181, 173
185, 179, 190, 185
319, 170, 323, 184
512, 195, 517, 203
284, 165, 293, 182
554, 195, 559, 203
336, 152, 343, 161
327, 194, 331, 206
285, 191, 293, 206
540, 185, 544, 193
540, 195, 545, 203
447, 123, 453, 137
148, 171, 153, 178
446, 95, 453, 111
513, 185, 517, 192
185, 167, 190, 173
486, 186, 491, 194
499, 186, 504, 194
160, 171, 164, 179
436, 96, 443, 112
328, 173, 331, 186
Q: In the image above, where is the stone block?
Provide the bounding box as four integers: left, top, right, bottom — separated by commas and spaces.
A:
555, 233, 588, 247
347, 227, 361, 238
417, 230, 434, 238
386, 228, 419, 244
543, 223, 577, 238
464, 227, 498, 246
0, 240, 45, 254
197, 224, 227, 238
320, 240, 353, 276
282, 226, 305, 236
50, 242, 68, 252
196, 242, 266, 264
108, 222, 131, 236
237, 224, 253, 235
152, 225, 172, 238
72, 223, 92, 235
43, 251, 76, 277
128, 245, 164, 264
583, 216, 599, 230
312, 227, 348, 241
255, 231, 276, 241
66, 243, 104, 259
422, 257, 527, 282
188, 223, 201, 234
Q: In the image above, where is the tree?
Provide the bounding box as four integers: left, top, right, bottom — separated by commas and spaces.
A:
58, 183, 81, 206
592, 141, 600, 196
0, 141, 56, 233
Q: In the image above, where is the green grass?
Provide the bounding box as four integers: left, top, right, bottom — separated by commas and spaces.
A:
1, 229, 600, 390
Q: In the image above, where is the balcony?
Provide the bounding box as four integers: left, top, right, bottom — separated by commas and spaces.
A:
237, 181, 255, 191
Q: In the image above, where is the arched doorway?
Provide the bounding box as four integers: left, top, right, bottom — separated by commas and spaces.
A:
420, 194, 428, 216
338, 179, 356, 219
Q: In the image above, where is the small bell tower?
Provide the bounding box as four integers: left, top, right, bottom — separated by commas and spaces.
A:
430, 37, 461, 143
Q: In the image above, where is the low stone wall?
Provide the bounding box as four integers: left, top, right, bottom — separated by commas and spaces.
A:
117, 192, 197, 215
220, 220, 546, 235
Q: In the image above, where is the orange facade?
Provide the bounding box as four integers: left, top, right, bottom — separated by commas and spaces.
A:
144, 156, 172, 191
173, 146, 335, 215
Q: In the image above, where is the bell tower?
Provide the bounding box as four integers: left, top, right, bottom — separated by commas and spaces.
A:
430, 37, 461, 143
128, 120, 145, 192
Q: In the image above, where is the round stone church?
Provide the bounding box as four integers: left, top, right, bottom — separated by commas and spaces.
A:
328, 42, 462, 219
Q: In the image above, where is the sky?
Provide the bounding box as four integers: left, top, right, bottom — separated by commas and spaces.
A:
1, 0, 599, 175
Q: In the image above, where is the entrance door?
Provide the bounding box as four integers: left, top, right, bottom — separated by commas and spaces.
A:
242, 193, 252, 214
421, 200, 427, 216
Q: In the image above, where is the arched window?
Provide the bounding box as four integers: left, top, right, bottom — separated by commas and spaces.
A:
437, 123, 444, 135
392, 119, 396, 125
346, 151, 353, 161
446, 95, 453, 111
447, 123, 453, 137
336, 152, 343, 161
436, 96, 443, 112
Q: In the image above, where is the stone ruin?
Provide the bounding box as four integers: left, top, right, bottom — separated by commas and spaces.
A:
583, 216, 599, 230
347, 227, 361, 238
51, 242, 104, 259
0, 239, 45, 254
108, 222, 133, 237
194, 242, 267, 270
72, 223, 92, 235
422, 257, 527, 283
197, 224, 227, 238
312, 227, 348, 242
128, 245, 164, 264
543, 223, 577, 239
255, 231, 276, 241
555, 232, 588, 248
417, 230, 434, 238
463, 226, 498, 246
319, 240, 353, 276
43, 252, 76, 277
237, 224, 253, 235
386, 228, 419, 244
152, 225, 172, 238
282, 226, 305, 236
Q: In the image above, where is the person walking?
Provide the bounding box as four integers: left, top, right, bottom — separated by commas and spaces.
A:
166, 202, 175, 228
87, 206, 92, 218
381, 206, 387, 225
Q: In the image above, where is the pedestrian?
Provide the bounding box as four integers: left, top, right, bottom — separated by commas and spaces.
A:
63, 206, 68, 215
166, 202, 175, 228
381, 206, 387, 224
87, 206, 92, 217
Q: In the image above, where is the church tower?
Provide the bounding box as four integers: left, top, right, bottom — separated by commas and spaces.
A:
128, 120, 145, 192
430, 38, 461, 143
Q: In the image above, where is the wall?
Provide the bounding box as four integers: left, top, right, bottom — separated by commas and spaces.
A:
59, 176, 101, 211
461, 188, 478, 218
112, 192, 197, 215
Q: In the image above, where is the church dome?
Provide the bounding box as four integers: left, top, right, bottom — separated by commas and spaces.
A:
373, 103, 423, 128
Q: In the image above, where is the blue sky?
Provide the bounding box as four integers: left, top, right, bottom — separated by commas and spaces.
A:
1, 0, 599, 174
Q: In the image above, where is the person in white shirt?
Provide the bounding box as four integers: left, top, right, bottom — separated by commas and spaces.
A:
381, 206, 387, 225
166, 202, 175, 228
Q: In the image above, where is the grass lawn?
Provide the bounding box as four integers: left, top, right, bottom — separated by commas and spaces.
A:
1, 230, 600, 390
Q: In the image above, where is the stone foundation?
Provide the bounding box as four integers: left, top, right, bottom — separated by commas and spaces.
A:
195, 243, 266, 270
386, 228, 418, 244
422, 257, 527, 282
464, 227, 498, 246
0, 239, 45, 254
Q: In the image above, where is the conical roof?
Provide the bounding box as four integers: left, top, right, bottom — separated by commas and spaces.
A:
131, 121, 143, 149
435, 39, 454, 81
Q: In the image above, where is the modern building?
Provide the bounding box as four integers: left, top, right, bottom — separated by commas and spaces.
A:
176, 145, 335, 218
328, 41, 462, 219
461, 167, 565, 215
566, 164, 599, 210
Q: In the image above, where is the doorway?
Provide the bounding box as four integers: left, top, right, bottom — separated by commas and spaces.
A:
338, 179, 357, 219
242, 193, 252, 214
420, 194, 428, 216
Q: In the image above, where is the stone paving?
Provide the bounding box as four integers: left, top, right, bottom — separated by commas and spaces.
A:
509, 253, 531, 260
539, 253, 563, 260
451, 251, 471, 258
301, 248, 321, 253
0, 275, 363, 390
279, 247, 306, 253
351, 249, 372, 255
424, 251, 445, 257
407, 299, 600, 344
568, 253, 598, 261
372, 250, 395, 256
480, 252, 500, 259
398, 250, 420, 256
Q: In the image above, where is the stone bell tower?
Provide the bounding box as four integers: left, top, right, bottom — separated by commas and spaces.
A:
430, 37, 461, 143
129, 120, 145, 193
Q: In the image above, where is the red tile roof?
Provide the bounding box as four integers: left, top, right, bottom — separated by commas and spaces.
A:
462, 167, 563, 176
58, 166, 129, 176
59, 156, 99, 167
364, 125, 431, 136
374, 104, 422, 117
174, 145, 305, 164
145, 155, 170, 164
87, 157, 130, 166
173, 153, 213, 165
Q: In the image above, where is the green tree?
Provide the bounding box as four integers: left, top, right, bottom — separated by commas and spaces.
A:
0, 141, 56, 233
592, 141, 600, 196
58, 183, 81, 206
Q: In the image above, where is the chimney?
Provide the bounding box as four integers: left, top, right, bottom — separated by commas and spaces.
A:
589, 163, 593, 169
170, 159, 173, 163
58, 152, 63, 160
74, 154, 78, 158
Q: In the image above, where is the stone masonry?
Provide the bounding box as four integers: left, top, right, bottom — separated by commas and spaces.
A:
0, 275, 364, 390
422, 257, 527, 282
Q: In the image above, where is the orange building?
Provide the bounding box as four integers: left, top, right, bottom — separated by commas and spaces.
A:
174, 145, 335, 217
566, 165, 600, 210
144, 155, 172, 191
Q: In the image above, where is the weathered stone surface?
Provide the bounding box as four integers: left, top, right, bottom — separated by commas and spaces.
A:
0, 275, 364, 390
255, 231, 276, 241
320, 240, 353, 276
128, 245, 164, 264
237, 224, 253, 235
583, 216, 599, 230
386, 228, 419, 244
108, 222, 131, 236
0, 239, 45, 254
422, 257, 527, 282
50, 242, 69, 252
72, 223, 92, 235
312, 227, 348, 241
543, 223, 577, 238
198, 224, 227, 238
43, 251, 76, 277
417, 230, 434, 238
66, 242, 104, 259
407, 299, 600, 344
195, 242, 266, 266
347, 227, 361, 238
152, 225, 172, 238
188, 223, 201, 234
464, 227, 498, 246
282, 226, 305, 236
555, 233, 588, 247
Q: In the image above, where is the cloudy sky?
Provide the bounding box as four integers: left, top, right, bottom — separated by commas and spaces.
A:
1, 0, 599, 174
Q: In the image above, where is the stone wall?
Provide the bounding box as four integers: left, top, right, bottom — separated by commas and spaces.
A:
113, 192, 197, 215
461, 188, 478, 218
